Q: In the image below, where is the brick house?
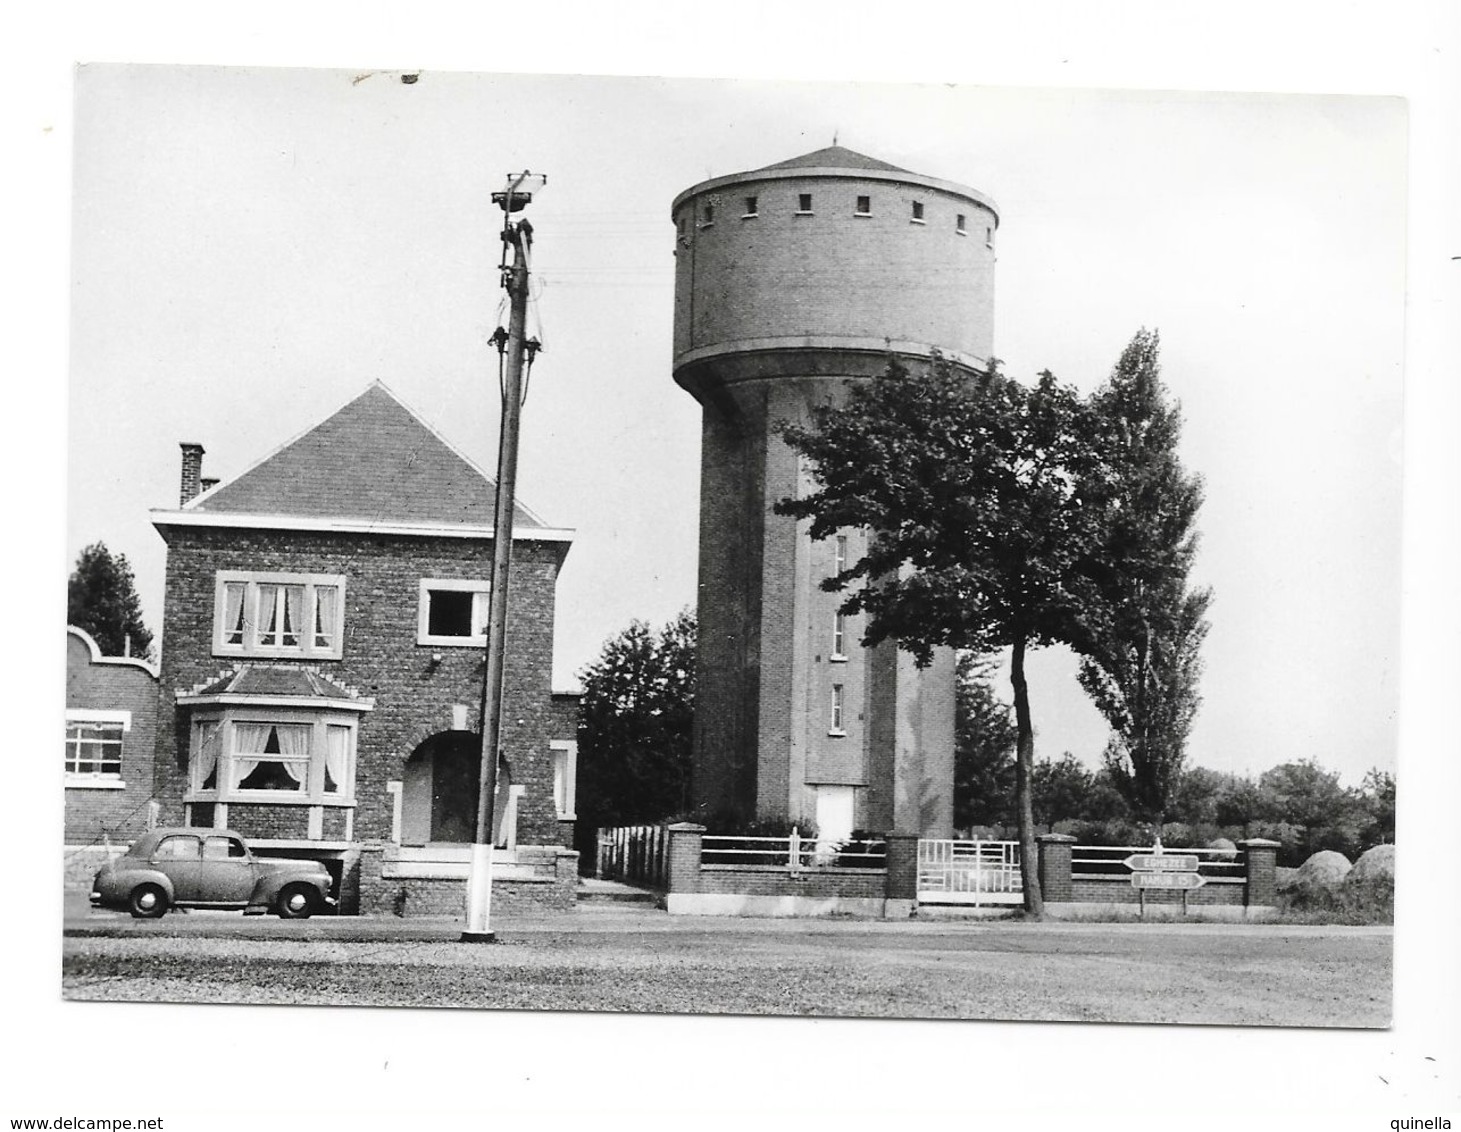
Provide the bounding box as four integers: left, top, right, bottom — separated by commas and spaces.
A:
64, 626, 160, 882
149, 381, 578, 912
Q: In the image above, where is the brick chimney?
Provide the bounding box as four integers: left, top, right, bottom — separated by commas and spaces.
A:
179, 443, 206, 505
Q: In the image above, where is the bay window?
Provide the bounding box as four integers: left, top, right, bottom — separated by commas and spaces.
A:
188, 710, 358, 804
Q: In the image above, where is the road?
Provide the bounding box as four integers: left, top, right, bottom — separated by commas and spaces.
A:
62, 903, 1392, 1026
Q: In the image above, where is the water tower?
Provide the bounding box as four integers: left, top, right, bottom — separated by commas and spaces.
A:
672, 145, 998, 839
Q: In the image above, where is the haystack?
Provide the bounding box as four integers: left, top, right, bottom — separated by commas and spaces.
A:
1294, 849, 1351, 889
1347, 843, 1395, 883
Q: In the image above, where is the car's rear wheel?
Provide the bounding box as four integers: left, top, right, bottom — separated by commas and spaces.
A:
128, 884, 168, 919
276, 883, 316, 919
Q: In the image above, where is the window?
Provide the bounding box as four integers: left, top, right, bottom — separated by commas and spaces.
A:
833, 534, 848, 576
797, 193, 813, 214
214, 572, 345, 660
956, 213, 967, 235
551, 740, 578, 820
203, 835, 247, 860
830, 685, 846, 735
189, 711, 359, 805
854, 195, 871, 216
65, 712, 127, 783
743, 195, 758, 218
986, 226, 994, 247
154, 835, 201, 861
418, 579, 491, 647
702, 202, 715, 226
911, 201, 925, 223
831, 611, 848, 660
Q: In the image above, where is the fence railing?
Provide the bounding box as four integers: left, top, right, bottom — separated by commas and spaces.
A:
701, 828, 887, 871
916, 838, 1024, 904
596, 824, 670, 888
1070, 843, 1246, 884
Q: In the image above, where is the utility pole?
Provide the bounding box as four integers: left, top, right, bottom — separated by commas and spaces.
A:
462, 170, 546, 943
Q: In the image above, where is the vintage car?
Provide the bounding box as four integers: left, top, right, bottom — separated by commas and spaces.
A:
91, 828, 335, 919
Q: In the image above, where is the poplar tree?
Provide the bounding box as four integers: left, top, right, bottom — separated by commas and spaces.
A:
1075, 330, 1211, 832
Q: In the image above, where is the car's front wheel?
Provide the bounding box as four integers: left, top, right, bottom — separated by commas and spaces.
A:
128, 883, 168, 919
275, 883, 317, 919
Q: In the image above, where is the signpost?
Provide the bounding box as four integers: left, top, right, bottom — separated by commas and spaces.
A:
1125, 850, 1205, 915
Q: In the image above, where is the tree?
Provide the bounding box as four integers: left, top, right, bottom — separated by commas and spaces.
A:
576, 609, 696, 827
1358, 767, 1396, 846
1075, 331, 1211, 832
67, 542, 154, 660
778, 357, 1107, 916
1031, 753, 1094, 828
1257, 758, 1368, 860
953, 652, 1017, 829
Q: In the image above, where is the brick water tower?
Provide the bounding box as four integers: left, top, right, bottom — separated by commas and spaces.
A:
672, 145, 999, 839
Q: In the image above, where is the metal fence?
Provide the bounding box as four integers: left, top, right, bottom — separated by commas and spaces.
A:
596, 824, 670, 889
701, 828, 887, 871
916, 838, 1024, 905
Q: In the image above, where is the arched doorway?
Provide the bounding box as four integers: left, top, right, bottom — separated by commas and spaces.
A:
400, 732, 512, 846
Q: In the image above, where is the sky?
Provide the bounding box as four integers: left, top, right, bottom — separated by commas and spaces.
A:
67, 66, 1407, 785
14, 3, 1461, 1128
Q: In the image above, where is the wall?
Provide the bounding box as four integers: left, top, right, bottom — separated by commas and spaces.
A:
153, 525, 567, 847
65, 629, 159, 845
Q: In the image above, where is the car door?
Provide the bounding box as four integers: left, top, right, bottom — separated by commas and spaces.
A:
150, 834, 202, 902
198, 835, 256, 906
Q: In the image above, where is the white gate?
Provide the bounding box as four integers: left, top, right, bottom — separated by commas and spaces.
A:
917, 839, 1024, 905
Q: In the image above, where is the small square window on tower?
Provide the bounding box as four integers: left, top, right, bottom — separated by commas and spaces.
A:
956, 213, 967, 235
702, 202, 715, 226
831, 611, 848, 660
854, 195, 872, 216
986, 226, 995, 246
797, 193, 814, 214
911, 200, 925, 223
743, 195, 759, 218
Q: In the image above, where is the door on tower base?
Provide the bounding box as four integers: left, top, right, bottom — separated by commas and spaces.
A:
813, 784, 856, 844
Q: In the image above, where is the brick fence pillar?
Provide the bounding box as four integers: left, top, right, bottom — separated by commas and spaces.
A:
1037, 833, 1076, 903
883, 831, 920, 907
1239, 838, 1281, 907
355, 840, 389, 915
666, 823, 705, 895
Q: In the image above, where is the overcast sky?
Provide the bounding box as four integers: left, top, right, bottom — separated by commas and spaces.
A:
68, 66, 1406, 784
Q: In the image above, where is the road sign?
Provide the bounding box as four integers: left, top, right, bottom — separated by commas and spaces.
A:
1131, 871, 1206, 890
1123, 854, 1200, 873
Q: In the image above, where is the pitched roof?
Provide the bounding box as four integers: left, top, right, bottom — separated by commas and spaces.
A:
189, 382, 545, 529
180, 664, 372, 706
758, 145, 910, 174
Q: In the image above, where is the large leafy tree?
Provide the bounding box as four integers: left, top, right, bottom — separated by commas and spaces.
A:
953, 652, 1017, 829
576, 609, 696, 828
778, 357, 1106, 916
67, 542, 155, 660
1076, 331, 1211, 832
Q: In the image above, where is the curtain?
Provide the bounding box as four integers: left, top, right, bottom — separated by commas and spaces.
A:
280, 585, 303, 646
274, 724, 311, 785
314, 585, 338, 650
222, 583, 246, 645
194, 721, 221, 790
257, 586, 279, 645
230, 722, 273, 787
323, 725, 350, 794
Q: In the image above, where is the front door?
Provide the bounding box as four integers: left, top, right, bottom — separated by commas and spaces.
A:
814, 785, 856, 844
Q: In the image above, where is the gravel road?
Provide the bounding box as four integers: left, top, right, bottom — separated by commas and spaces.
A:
62, 907, 1391, 1026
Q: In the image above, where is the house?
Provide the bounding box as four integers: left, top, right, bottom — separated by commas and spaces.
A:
64, 625, 160, 884
149, 381, 579, 913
